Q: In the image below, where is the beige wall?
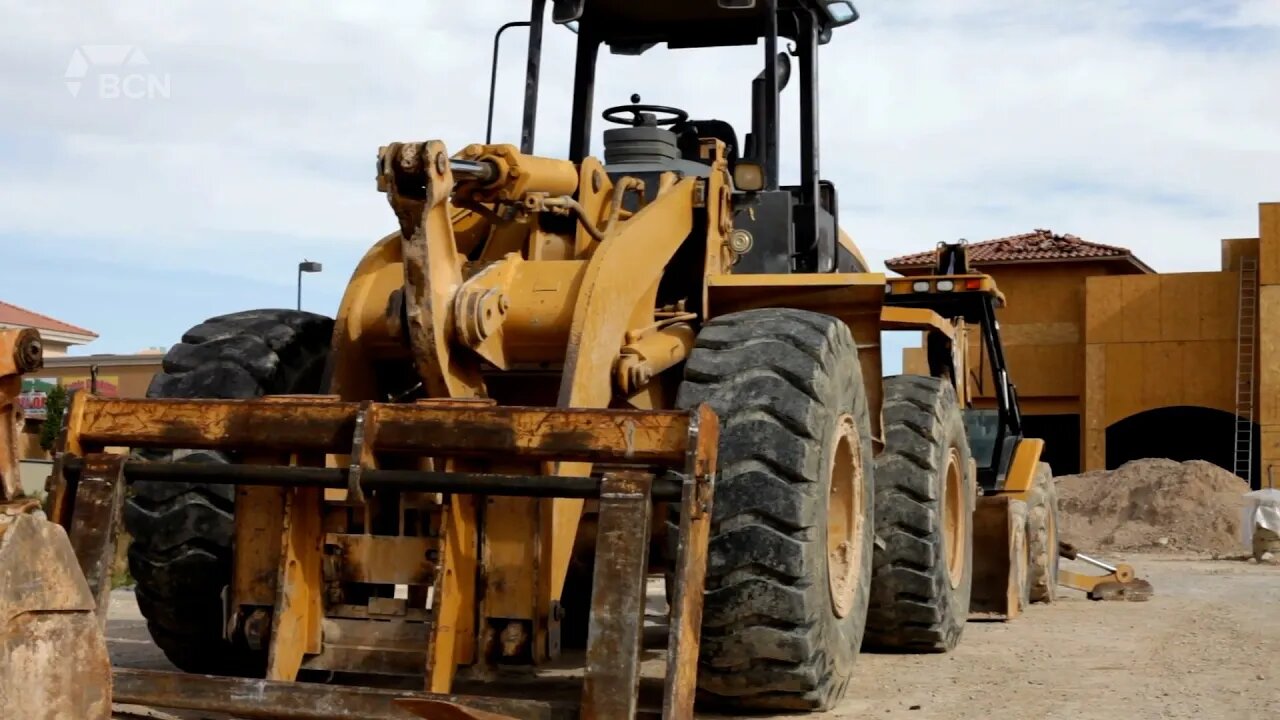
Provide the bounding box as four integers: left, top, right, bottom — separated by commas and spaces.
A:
902, 260, 1140, 415
33, 362, 160, 398
896, 208, 1280, 479
1081, 271, 1241, 470
20, 357, 162, 459
1258, 203, 1280, 488
39, 340, 72, 357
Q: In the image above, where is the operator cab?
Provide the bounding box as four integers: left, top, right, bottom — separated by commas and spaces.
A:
490, 0, 865, 273
570, 0, 863, 274
597, 50, 783, 180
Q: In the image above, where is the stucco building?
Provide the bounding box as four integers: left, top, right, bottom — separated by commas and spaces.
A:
3, 299, 164, 462
0, 300, 97, 355
888, 201, 1279, 489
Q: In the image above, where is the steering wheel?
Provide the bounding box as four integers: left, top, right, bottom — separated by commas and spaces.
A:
601, 95, 689, 128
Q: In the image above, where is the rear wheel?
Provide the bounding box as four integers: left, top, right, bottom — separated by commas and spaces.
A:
675, 308, 874, 712
1026, 461, 1058, 603
122, 309, 333, 675
864, 375, 974, 653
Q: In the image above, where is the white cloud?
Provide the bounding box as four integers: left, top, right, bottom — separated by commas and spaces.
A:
1174, 0, 1280, 29
0, 0, 1277, 325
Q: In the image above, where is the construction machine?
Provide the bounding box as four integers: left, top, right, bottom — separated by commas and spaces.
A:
1, 2, 1079, 719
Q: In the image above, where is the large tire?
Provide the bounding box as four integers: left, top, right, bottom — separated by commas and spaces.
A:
123, 309, 333, 675
1026, 461, 1059, 604
674, 308, 874, 712
864, 375, 974, 653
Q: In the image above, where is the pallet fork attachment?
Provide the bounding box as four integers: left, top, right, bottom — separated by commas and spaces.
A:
27, 391, 718, 720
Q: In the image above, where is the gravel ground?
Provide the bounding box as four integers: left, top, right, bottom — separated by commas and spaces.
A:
107, 552, 1280, 719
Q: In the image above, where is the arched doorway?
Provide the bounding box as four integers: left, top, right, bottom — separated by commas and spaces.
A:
1105, 406, 1261, 489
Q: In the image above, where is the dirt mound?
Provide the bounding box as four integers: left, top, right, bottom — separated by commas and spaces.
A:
1055, 458, 1250, 555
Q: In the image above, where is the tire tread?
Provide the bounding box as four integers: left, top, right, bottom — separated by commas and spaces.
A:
674, 308, 874, 711
864, 375, 973, 653
123, 309, 332, 675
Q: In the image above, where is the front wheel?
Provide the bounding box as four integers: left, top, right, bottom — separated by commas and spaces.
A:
864, 375, 975, 653
674, 308, 875, 712
1026, 461, 1059, 603
122, 309, 333, 676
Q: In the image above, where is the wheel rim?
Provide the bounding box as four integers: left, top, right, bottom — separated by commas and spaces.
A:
943, 447, 967, 589
827, 414, 864, 618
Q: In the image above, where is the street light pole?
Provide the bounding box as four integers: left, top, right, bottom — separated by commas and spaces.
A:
297, 260, 322, 310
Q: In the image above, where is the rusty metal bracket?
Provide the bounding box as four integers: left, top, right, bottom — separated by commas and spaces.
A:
378, 140, 488, 400
396, 700, 528, 720
349, 400, 381, 505
66, 397, 700, 467
0, 328, 43, 502
425, 499, 459, 693
112, 668, 574, 720
581, 471, 654, 720
66, 452, 127, 628
661, 404, 717, 719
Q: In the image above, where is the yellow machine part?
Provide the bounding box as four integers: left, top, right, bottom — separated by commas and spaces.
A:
0, 511, 112, 720
0, 327, 111, 720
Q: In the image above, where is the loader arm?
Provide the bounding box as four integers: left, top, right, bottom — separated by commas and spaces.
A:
365, 140, 730, 675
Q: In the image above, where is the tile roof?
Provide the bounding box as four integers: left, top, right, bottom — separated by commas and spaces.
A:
0, 300, 98, 338
884, 229, 1152, 273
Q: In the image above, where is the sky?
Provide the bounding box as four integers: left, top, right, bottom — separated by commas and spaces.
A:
1, 0, 1278, 374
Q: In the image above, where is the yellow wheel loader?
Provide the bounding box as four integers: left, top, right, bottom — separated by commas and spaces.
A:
0, 2, 1094, 719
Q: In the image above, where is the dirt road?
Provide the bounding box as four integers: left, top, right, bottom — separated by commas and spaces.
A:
107, 552, 1280, 719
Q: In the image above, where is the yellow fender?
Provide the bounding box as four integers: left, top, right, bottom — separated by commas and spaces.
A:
1001, 437, 1044, 500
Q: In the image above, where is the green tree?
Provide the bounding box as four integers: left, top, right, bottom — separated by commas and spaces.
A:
39, 384, 67, 452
